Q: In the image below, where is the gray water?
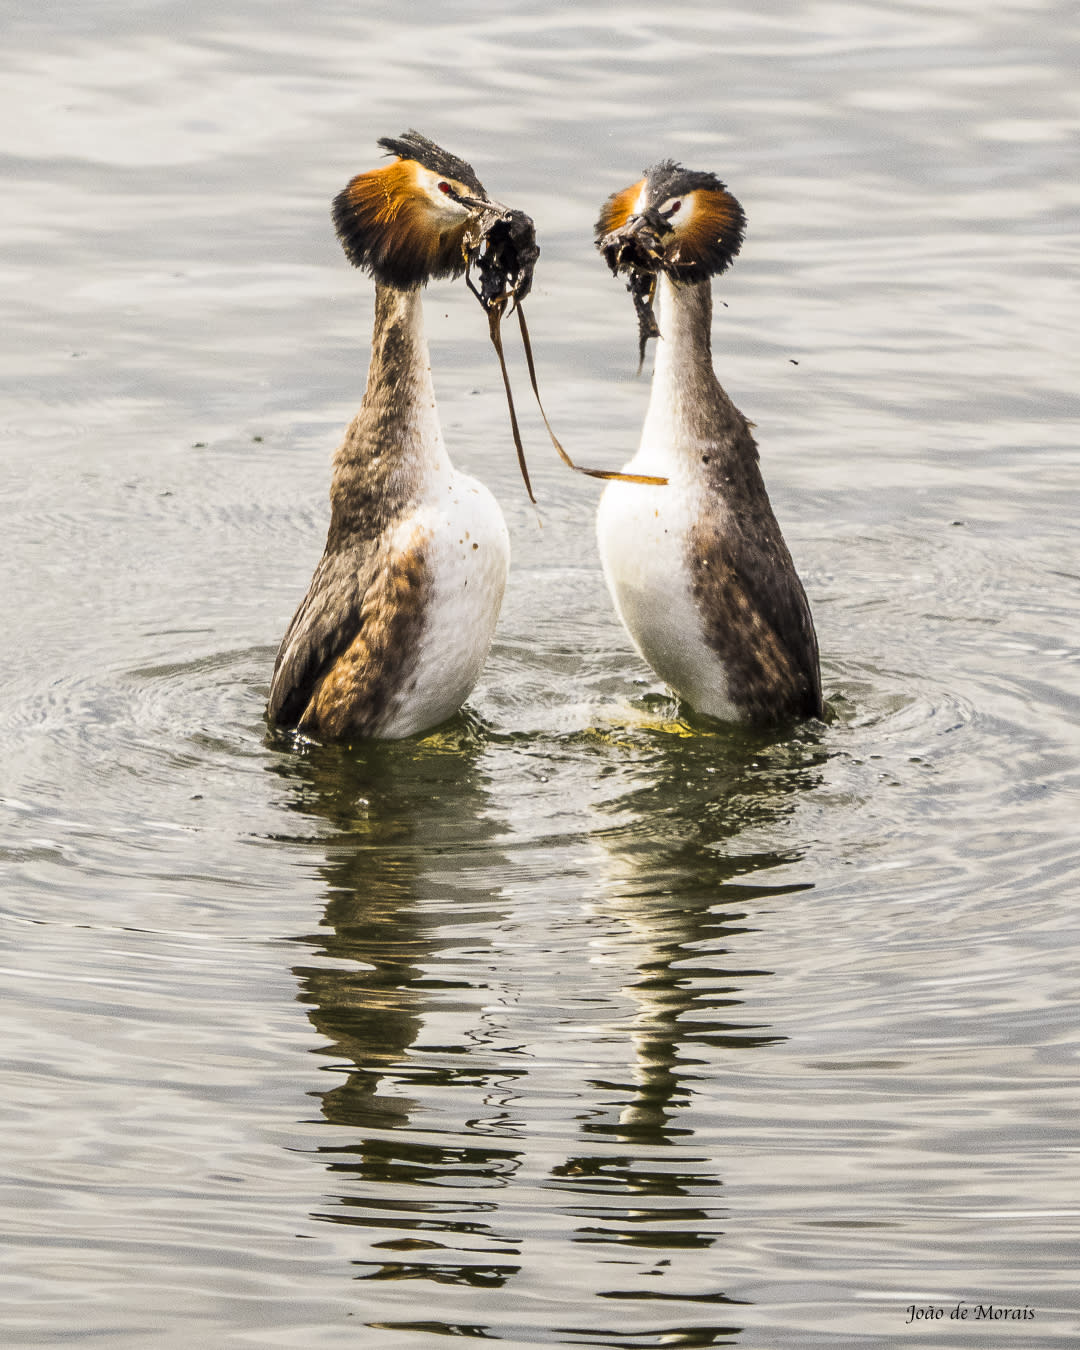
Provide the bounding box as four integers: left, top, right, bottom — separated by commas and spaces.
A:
2, 2, 1078, 1346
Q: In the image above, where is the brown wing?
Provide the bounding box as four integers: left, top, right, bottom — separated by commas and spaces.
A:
690, 501, 822, 724
268, 533, 432, 739
268, 546, 377, 728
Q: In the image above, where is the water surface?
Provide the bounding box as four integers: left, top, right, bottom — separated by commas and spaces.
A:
2, 1, 1079, 1346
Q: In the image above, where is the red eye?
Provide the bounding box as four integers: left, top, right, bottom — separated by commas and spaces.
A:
438, 181, 453, 195
669, 200, 682, 214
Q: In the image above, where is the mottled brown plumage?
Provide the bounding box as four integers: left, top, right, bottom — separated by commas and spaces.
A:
296, 525, 432, 739
689, 467, 823, 722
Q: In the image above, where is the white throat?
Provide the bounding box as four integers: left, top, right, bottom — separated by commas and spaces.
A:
638, 273, 716, 462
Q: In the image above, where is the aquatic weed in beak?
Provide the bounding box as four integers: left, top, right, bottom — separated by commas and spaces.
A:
469, 206, 538, 312
467, 203, 667, 501
464, 204, 542, 501
598, 213, 670, 371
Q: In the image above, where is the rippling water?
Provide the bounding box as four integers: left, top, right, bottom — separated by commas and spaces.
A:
3, 1, 1079, 1346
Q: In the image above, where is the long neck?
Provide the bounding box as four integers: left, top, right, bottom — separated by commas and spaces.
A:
639, 273, 751, 464
356, 283, 450, 468
329, 283, 451, 537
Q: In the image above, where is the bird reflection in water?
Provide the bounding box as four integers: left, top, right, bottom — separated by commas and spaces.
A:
275, 730, 526, 1297
575, 722, 822, 1144
547, 721, 823, 1342
271, 713, 825, 1343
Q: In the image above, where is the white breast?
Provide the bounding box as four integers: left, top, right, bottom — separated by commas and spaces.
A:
596, 453, 739, 722
379, 465, 510, 738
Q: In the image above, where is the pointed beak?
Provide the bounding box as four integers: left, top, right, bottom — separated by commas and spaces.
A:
453, 189, 495, 214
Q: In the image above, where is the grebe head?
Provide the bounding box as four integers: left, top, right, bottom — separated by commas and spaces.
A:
332, 129, 537, 312
595, 160, 746, 363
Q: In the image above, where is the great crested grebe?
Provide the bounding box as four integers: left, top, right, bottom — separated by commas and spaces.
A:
594, 160, 823, 725
268, 131, 535, 740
